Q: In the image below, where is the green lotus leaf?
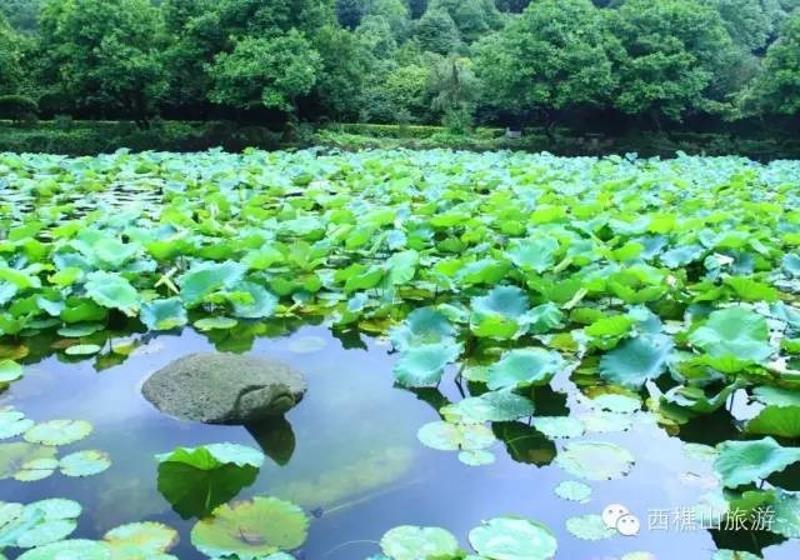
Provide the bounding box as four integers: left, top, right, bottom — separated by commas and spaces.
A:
441, 391, 534, 424
157, 443, 264, 470
712, 551, 762, 560
525, 303, 564, 335
57, 323, 104, 338
689, 307, 773, 371
103, 522, 178, 556
0, 409, 34, 439
59, 450, 112, 477
191, 497, 308, 558
588, 394, 641, 414
14, 457, 59, 482
487, 348, 565, 391
0, 360, 22, 383
417, 421, 495, 452
140, 298, 188, 331
507, 238, 559, 273
458, 449, 496, 466
16, 519, 78, 548
24, 419, 93, 446
0, 443, 57, 480
531, 417, 585, 439
783, 254, 800, 278
714, 437, 800, 488
230, 281, 279, 319
771, 491, 800, 538
380, 525, 459, 560
84, 271, 140, 316
469, 516, 557, 560
585, 315, 635, 339
493, 422, 557, 466
599, 334, 673, 388
660, 244, 705, 268
470, 286, 529, 339
16, 539, 111, 560
581, 410, 633, 433
661, 384, 737, 415
178, 261, 247, 306
565, 514, 615, 541
393, 342, 461, 387
389, 308, 455, 352
64, 344, 102, 356
554, 480, 592, 503
193, 317, 238, 331
752, 386, 800, 407
745, 405, 800, 438
385, 250, 419, 287
0, 498, 81, 549
723, 276, 779, 303
556, 441, 635, 481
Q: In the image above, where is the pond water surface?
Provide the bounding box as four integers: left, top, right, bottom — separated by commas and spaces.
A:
2, 324, 798, 559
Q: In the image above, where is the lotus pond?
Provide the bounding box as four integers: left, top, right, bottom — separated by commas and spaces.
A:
1, 148, 800, 560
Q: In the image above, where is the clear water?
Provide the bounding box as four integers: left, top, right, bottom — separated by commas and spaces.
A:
1, 325, 798, 559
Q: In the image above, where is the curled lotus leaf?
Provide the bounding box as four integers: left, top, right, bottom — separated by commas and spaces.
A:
191, 497, 308, 559
714, 437, 800, 488
417, 421, 495, 452
469, 516, 557, 560
84, 271, 140, 317
379, 525, 459, 560
24, 419, 93, 446
556, 441, 635, 481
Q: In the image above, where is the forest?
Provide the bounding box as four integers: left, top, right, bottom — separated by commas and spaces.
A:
0, 0, 799, 136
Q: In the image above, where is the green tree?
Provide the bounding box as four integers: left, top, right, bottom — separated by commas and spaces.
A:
428, 55, 479, 131
711, 0, 773, 52
428, 0, 502, 43
476, 0, 618, 131
612, 0, 736, 123
494, 0, 530, 12
208, 30, 321, 117
37, 0, 167, 123
336, 0, 364, 29
407, 0, 427, 18
363, 0, 410, 39
415, 9, 461, 54
744, 12, 800, 115
0, 0, 43, 33
0, 15, 24, 94
313, 25, 371, 119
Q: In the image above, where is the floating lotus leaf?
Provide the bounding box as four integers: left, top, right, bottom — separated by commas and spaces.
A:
140, 298, 188, 331
14, 457, 59, 482
60, 450, 112, 477
0, 410, 34, 439
103, 522, 179, 557
287, 336, 326, 354
178, 261, 247, 306
469, 516, 557, 560
441, 391, 534, 424
493, 422, 557, 466
193, 317, 238, 331
458, 449, 496, 466
689, 307, 773, 372
531, 417, 585, 439
379, 525, 459, 560
581, 410, 632, 433
389, 308, 455, 352
589, 394, 641, 414
16, 519, 78, 548
0, 442, 57, 480
0, 498, 81, 549
84, 271, 140, 316
16, 539, 111, 560
191, 497, 309, 559
487, 348, 565, 390
565, 514, 615, 541
417, 421, 495, 452
393, 342, 461, 387
57, 323, 104, 338
64, 344, 102, 356
714, 437, 800, 488
554, 480, 592, 503
0, 360, 22, 383
24, 419, 93, 446
556, 441, 635, 481
599, 334, 673, 388
712, 551, 761, 560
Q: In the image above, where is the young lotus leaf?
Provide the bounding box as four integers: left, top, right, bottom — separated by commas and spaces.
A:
193, 317, 238, 331
64, 344, 102, 356
84, 271, 140, 316
60, 450, 112, 477
191, 497, 309, 558
554, 480, 592, 503
24, 419, 93, 446
393, 342, 461, 387
556, 441, 635, 481
469, 516, 557, 560
417, 421, 495, 452
458, 449, 496, 466
441, 391, 534, 424
599, 334, 673, 388
379, 525, 459, 560
470, 285, 529, 339
0, 443, 57, 480
140, 298, 188, 331
103, 522, 179, 557
0, 410, 34, 439
532, 417, 585, 439
689, 307, 773, 372
389, 308, 455, 352
0, 360, 22, 383
566, 514, 615, 541
16, 539, 111, 560
487, 348, 565, 391
178, 261, 247, 305
714, 437, 800, 488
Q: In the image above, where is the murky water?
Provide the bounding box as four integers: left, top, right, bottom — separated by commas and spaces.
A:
1, 325, 797, 559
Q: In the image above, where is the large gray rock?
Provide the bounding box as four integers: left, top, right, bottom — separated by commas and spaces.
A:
142, 353, 306, 424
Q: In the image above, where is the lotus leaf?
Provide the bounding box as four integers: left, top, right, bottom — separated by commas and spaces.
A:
599, 334, 673, 388
0, 442, 57, 480
60, 450, 112, 477
565, 514, 615, 541
689, 307, 773, 372
417, 421, 495, 452
714, 437, 800, 488
487, 348, 565, 391
379, 526, 459, 560
140, 298, 188, 331
103, 522, 178, 557
441, 391, 534, 424
0, 360, 22, 383
393, 342, 461, 387
531, 417, 585, 439
84, 271, 140, 316
554, 480, 592, 503
0, 409, 34, 439
556, 441, 635, 481
16, 539, 111, 560
24, 419, 93, 446
468, 516, 557, 560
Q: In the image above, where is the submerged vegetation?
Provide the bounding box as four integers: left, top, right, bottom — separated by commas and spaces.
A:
1, 147, 800, 558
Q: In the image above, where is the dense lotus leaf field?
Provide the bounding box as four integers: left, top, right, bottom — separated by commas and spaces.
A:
1, 148, 800, 559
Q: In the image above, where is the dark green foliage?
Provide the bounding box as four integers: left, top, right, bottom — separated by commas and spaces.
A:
415, 9, 460, 54
744, 12, 800, 115
494, 0, 530, 12
0, 0, 43, 32
0, 94, 37, 122
336, 0, 364, 29
407, 0, 427, 18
